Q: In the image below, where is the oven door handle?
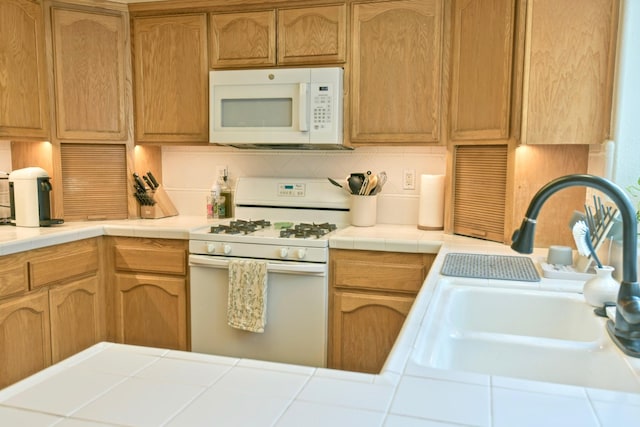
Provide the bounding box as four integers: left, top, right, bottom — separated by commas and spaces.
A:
189, 255, 327, 276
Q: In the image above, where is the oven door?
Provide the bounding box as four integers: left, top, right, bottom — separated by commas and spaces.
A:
189, 254, 328, 367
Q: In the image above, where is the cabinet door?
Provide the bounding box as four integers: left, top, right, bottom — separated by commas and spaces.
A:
133, 14, 208, 142
114, 273, 187, 351
50, 7, 127, 140
278, 5, 346, 65
49, 275, 103, 363
330, 292, 414, 373
209, 10, 275, 68
0, 0, 50, 139
0, 290, 51, 388
350, 0, 443, 144
521, 0, 618, 144
450, 0, 515, 140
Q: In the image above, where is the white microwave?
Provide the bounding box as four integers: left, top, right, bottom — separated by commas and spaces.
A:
209, 67, 347, 149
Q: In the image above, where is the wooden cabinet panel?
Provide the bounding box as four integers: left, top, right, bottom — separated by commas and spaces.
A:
114, 273, 187, 350
278, 5, 346, 65
350, 0, 443, 144
29, 239, 99, 289
331, 250, 433, 293
332, 292, 413, 373
209, 10, 275, 67
0, 252, 29, 299
50, 7, 127, 140
0, 0, 50, 139
521, 0, 618, 144
450, 0, 515, 140
133, 14, 208, 142
329, 249, 435, 373
0, 290, 51, 388
49, 275, 102, 363
113, 245, 186, 275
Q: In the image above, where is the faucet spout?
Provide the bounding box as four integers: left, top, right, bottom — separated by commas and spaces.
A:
511, 174, 640, 357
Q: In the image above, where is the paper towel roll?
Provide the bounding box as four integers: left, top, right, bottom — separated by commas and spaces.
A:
418, 174, 445, 230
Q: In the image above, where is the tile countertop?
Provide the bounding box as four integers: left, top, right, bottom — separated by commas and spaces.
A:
0, 221, 640, 426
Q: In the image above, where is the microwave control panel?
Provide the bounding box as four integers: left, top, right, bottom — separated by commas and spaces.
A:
310, 83, 336, 131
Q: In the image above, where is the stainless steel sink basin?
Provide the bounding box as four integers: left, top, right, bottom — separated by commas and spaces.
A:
412, 279, 640, 393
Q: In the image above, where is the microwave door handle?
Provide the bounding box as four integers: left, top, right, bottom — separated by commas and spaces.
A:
298, 83, 309, 132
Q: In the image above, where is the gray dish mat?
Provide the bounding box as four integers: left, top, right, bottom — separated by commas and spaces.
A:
441, 253, 541, 282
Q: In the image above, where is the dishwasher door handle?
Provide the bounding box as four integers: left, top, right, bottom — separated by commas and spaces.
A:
189, 255, 327, 276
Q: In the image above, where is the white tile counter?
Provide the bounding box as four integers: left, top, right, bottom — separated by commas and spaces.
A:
0, 216, 211, 255
0, 222, 639, 426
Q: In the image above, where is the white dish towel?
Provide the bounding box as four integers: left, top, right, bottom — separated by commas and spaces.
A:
227, 259, 268, 333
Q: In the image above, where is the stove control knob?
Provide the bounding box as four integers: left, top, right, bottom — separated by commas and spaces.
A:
296, 248, 307, 259
223, 244, 232, 255
280, 248, 289, 258
206, 243, 216, 254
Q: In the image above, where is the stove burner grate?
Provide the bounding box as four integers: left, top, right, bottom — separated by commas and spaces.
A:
210, 219, 271, 235
279, 222, 337, 239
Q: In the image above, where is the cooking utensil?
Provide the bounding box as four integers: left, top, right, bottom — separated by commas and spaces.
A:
347, 174, 364, 195
365, 174, 378, 195
372, 171, 387, 195
133, 173, 147, 192
359, 175, 369, 195
142, 175, 154, 190
146, 171, 160, 188
328, 178, 343, 189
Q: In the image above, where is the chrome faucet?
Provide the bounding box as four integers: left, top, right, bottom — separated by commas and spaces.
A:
511, 174, 640, 357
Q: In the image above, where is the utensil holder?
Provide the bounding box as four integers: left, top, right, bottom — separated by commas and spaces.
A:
350, 194, 377, 227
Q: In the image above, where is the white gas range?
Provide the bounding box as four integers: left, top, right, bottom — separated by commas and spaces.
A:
188, 177, 350, 367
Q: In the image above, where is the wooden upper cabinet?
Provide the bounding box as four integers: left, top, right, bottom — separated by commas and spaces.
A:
350, 0, 443, 144
50, 7, 127, 140
209, 10, 275, 68
132, 14, 209, 143
209, 5, 346, 68
450, 0, 515, 141
277, 4, 346, 65
0, 0, 50, 139
521, 0, 619, 144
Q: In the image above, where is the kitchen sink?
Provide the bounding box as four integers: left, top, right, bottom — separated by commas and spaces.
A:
413, 279, 640, 393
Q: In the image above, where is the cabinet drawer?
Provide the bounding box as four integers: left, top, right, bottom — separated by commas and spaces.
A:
114, 245, 186, 275
331, 250, 434, 293
0, 253, 28, 298
30, 242, 99, 289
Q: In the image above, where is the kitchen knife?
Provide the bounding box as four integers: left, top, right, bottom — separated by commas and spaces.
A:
133, 173, 147, 192
147, 171, 160, 188
143, 175, 155, 190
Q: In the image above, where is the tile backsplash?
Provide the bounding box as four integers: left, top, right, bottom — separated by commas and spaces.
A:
161, 145, 447, 225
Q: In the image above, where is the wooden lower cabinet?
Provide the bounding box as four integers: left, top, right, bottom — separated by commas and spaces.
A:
49, 275, 102, 364
0, 290, 51, 389
0, 238, 104, 389
114, 273, 187, 350
331, 292, 414, 373
329, 249, 435, 373
108, 237, 189, 351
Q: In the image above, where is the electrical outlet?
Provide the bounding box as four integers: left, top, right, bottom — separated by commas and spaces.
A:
403, 169, 416, 190
215, 165, 228, 180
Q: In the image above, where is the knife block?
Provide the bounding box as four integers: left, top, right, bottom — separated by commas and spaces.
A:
140, 185, 179, 219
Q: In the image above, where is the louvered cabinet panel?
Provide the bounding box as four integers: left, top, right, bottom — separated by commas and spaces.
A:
60, 144, 128, 220
453, 145, 508, 242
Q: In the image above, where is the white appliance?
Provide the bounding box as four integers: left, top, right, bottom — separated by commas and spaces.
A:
8, 167, 63, 227
209, 67, 348, 149
189, 177, 350, 367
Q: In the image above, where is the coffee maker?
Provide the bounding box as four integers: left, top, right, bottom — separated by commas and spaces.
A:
9, 167, 64, 227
